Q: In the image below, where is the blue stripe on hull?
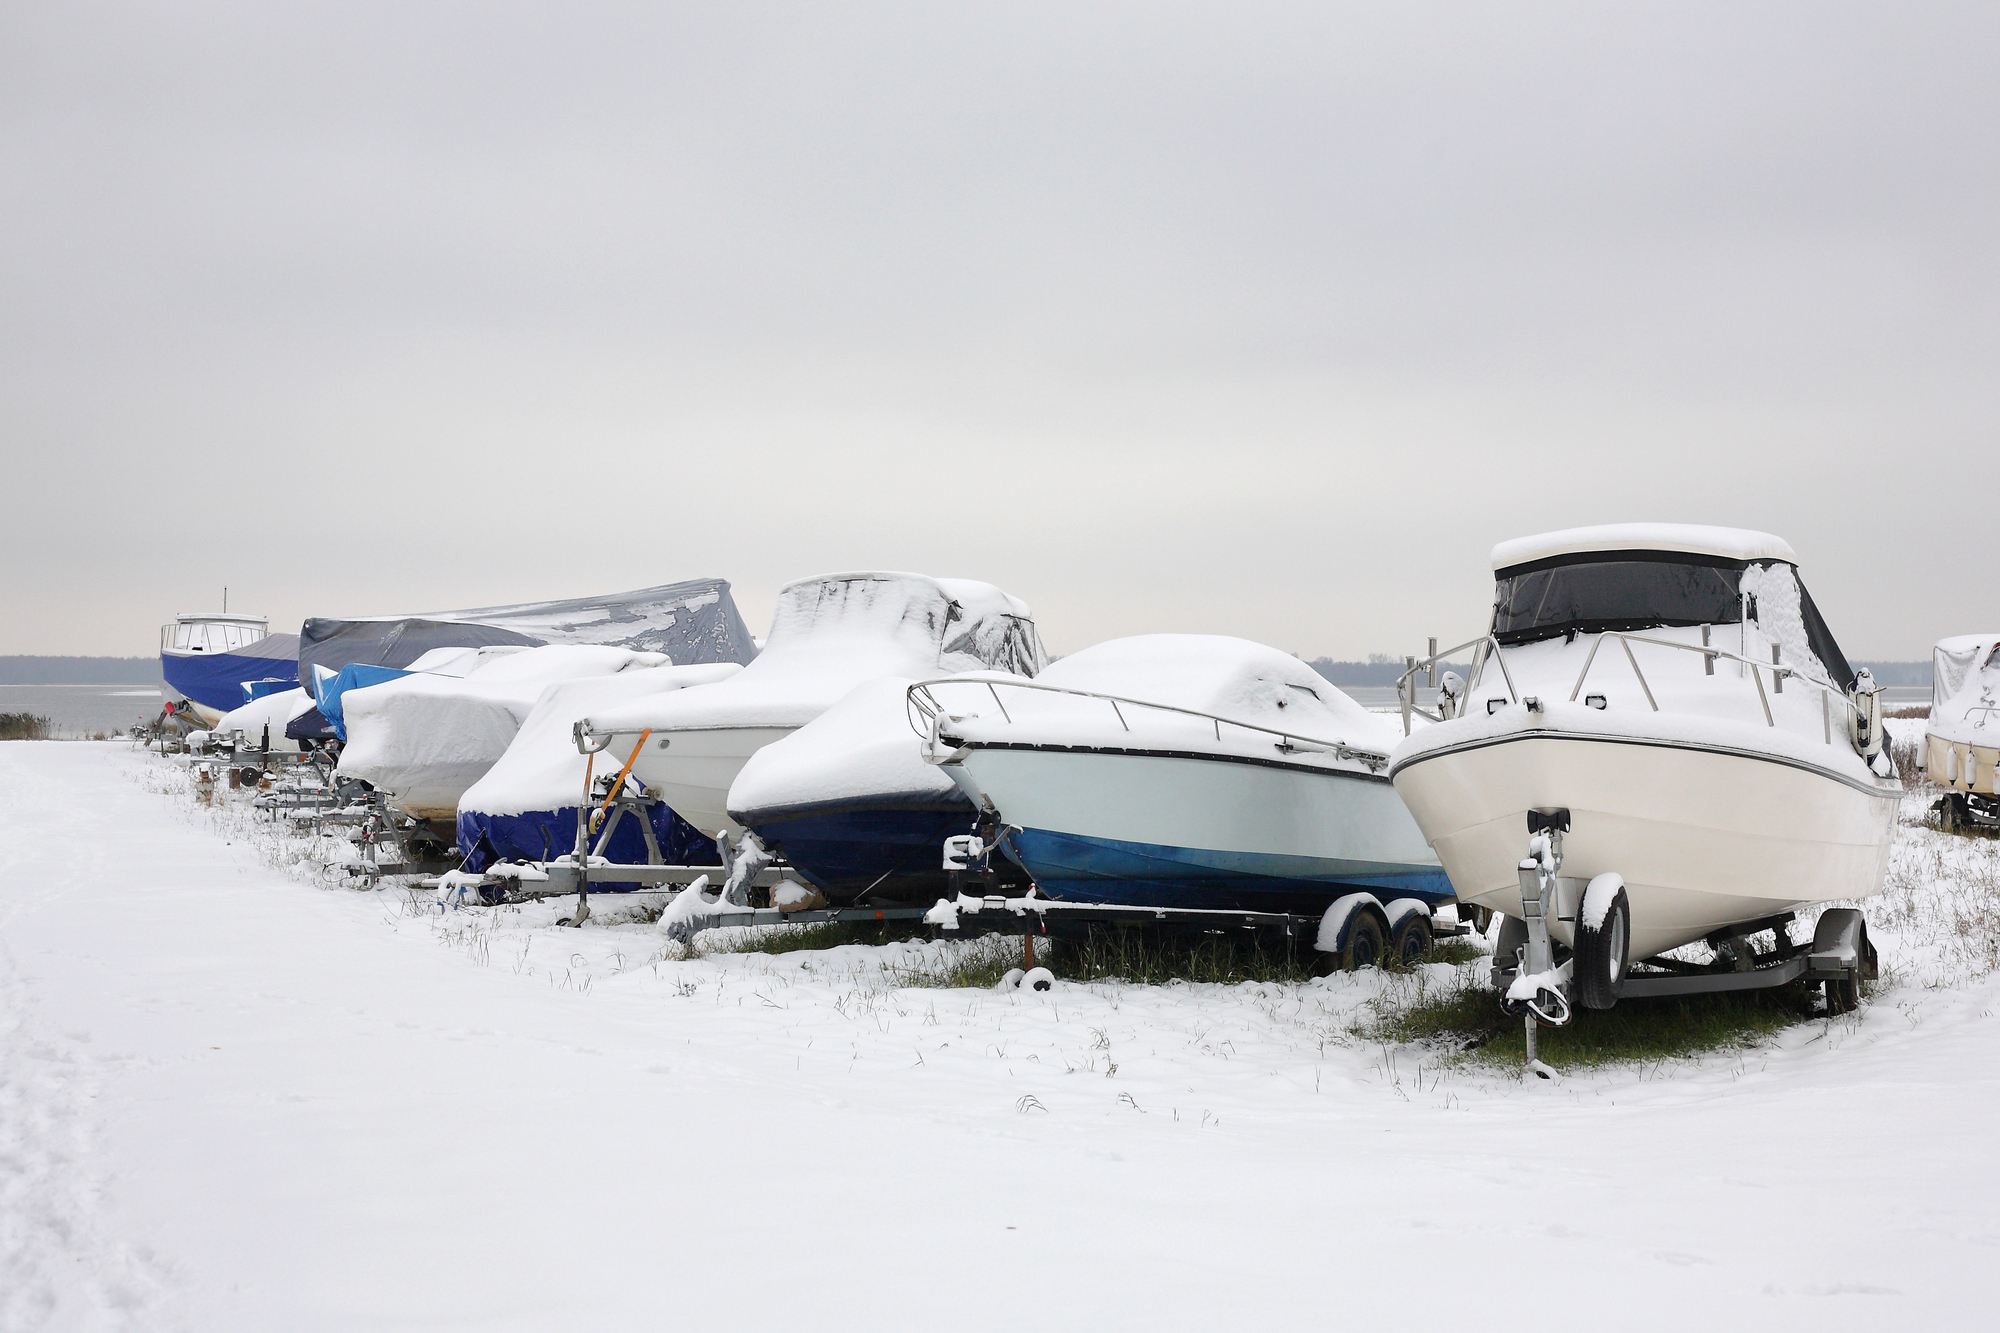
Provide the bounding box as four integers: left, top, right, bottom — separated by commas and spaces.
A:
745, 806, 992, 904
1004, 827, 1456, 914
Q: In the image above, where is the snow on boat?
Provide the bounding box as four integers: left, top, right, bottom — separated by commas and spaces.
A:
158, 613, 300, 725
1388, 523, 1898, 1021
580, 573, 1045, 838
1926, 634, 2000, 831
910, 635, 1452, 915
207, 686, 322, 755
727, 677, 1031, 906
335, 645, 676, 821
456, 663, 743, 874
298, 576, 756, 698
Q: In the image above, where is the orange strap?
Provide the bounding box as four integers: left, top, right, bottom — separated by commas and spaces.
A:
596, 729, 652, 817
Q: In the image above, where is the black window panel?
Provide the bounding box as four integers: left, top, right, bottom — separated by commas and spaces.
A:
1493, 560, 1745, 645
1796, 581, 1856, 691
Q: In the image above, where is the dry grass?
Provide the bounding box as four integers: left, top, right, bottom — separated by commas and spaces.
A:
0, 712, 53, 740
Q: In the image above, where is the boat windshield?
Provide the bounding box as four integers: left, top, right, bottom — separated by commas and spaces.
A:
1493, 555, 1746, 644
1492, 551, 1857, 689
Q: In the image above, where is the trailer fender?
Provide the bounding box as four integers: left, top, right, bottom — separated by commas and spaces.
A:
1315, 892, 1388, 956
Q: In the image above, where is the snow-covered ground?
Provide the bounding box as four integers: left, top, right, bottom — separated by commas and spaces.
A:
4, 740, 1997, 1331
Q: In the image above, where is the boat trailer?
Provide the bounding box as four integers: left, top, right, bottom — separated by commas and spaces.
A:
1495, 808, 1879, 1079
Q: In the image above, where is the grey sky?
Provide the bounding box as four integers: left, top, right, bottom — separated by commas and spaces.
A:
4, 2, 1994, 660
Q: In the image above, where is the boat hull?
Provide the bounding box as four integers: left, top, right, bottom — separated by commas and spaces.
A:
1391, 728, 1900, 959
160, 647, 299, 717
621, 725, 795, 838
741, 800, 1022, 905
942, 746, 1453, 914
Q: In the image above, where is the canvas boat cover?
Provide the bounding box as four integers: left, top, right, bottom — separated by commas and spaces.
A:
583, 573, 1046, 736
160, 632, 301, 713
335, 645, 692, 820
456, 663, 744, 874
1930, 635, 2000, 748
297, 577, 756, 684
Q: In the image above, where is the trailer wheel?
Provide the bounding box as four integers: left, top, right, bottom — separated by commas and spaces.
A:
1824, 927, 1869, 1016
1389, 913, 1432, 966
1336, 911, 1385, 971
1816, 912, 1871, 1015
1023, 966, 1054, 992
1572, 874, 1629, 1011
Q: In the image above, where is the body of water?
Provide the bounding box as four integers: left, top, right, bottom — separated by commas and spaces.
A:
0, 684, 165, 736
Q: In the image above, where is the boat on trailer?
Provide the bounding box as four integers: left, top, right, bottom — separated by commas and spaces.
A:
911, 635, 1455, 964
159, 612, 300, 725
581, 572, 1046, 841
1387, 524, 1898, 1067
1925, 634, 2000, 832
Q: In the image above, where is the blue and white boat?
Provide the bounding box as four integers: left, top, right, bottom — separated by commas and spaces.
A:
728, 677, 1033, 906
158, 613, 300, 725
910, 635, 1453, 915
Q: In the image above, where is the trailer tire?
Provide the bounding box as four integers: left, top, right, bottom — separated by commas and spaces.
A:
1335, 911, 1386, 971
1389, 912, 1432, 967
1572, 874, 1629, 1011
1492, 914, 1528, 993
1824, 923, 1871, 1016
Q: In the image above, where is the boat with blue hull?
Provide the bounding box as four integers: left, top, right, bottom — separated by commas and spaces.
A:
909, 636, 1452, 915
728, 676, 1032, 905
158, 613, 300, 724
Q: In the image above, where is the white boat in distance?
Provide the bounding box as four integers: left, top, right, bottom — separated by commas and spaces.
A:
582, 572, 1046, 838
912, 635, 1453, 915
1926, 633, 2000, 831
1388, 524, 1899, 1001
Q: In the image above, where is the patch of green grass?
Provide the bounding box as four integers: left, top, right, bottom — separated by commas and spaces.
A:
1428, 936, 1488, 967
697, 919, 930, 955
1034, 926, 1325, 986
1368, 966, 1825, 1070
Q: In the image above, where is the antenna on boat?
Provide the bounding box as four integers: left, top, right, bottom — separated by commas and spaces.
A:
223, 586, 228, 613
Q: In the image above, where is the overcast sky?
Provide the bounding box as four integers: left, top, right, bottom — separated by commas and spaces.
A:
3, 2, 1994, 660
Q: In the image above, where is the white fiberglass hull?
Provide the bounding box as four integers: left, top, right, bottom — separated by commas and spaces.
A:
620, 726, 795, 838
944, 745, 1452, 913
1390, 725, 1900, 960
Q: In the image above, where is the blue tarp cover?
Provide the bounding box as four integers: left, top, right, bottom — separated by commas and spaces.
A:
160, 633, 301, 713
314, 664, 412, 741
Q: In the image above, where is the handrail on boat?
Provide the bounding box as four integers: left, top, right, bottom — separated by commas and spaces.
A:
905, 677, 1391, 771
1394, 627, 1872, 747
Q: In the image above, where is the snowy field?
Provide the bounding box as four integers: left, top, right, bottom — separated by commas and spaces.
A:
4, 739, 1998, 1331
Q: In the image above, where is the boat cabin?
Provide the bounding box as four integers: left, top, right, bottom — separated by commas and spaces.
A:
1486, 523, 1855, 689
161, 613, 270, 656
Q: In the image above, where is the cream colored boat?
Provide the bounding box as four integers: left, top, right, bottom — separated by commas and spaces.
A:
1389, 524, 1899, 1012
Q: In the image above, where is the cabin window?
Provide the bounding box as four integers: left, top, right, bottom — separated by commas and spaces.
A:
1493, 555, 1746, 645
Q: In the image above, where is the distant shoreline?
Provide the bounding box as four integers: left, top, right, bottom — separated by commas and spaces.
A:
0, 656, 159, 685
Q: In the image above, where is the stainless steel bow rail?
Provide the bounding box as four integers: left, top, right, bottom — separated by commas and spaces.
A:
1393, 630, 1881, 749
904, 677, 1392, 771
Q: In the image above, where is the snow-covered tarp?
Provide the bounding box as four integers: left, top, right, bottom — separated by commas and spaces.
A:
583, 572, 1045, 736
728, 676, 963, 821
456, 662, 742, 871
927, 634, 1400, 762
209, 686, 321, 755
337, 645, 679, 820
297, 577, 756, 682
1930, 635, 2000, 747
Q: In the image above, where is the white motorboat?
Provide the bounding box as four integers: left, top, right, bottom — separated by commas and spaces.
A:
581, 573, 1045, 839
1387, 524, 1899, 1021
1925, 634, 2000, 831
911, 635, 1453, 943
